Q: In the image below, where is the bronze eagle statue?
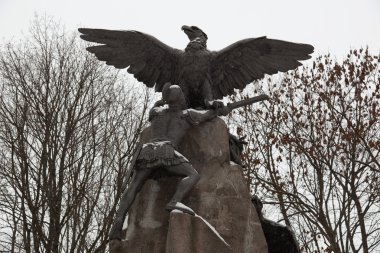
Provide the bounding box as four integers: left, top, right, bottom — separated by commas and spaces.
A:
78, 25, 313, 108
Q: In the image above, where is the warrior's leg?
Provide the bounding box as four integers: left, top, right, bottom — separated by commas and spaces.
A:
164, 163, 200, 215
202, 78, 214, 108
178, 83, 190, 107
109, 168, 152, 240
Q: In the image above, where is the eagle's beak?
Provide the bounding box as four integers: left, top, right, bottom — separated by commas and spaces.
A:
181, 25, 191, 31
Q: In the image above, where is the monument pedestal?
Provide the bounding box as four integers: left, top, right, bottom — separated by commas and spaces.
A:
166, 211, 232, 253
110, 118, 268, 253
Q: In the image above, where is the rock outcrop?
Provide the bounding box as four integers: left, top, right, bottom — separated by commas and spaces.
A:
110, 118, 268, 253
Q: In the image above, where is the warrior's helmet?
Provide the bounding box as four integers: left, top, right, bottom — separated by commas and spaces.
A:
162, 83, 187, 109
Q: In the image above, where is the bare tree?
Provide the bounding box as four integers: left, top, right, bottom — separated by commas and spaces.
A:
0, 17, 151, 252
230, 49, 380, 253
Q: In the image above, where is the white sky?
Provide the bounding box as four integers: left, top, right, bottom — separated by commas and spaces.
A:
0, 0, 379, 59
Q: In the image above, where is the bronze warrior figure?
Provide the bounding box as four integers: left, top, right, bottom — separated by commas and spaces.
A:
108, 83, 230, 240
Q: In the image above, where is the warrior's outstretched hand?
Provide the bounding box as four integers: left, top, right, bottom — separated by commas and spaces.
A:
216, 104, 231, 116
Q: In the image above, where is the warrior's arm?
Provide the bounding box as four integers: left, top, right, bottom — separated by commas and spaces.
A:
189, 94, 270, 124
148, 100, 165, 121
185, 106, 230, 125
185, 94, 270, 125
190, 109, 217, 124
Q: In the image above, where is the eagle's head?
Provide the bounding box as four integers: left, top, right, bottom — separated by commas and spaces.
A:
181, 25, 208, 44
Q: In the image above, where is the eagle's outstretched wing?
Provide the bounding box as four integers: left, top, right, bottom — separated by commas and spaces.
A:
78, 28, 182, 91
210, 37, 314, 98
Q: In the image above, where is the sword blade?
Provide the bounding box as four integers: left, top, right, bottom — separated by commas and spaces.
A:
227, 94, 269, 110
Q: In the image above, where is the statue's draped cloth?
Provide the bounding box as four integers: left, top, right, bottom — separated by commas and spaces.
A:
137, 141, 189, 169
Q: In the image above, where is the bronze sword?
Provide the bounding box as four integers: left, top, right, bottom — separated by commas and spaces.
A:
227, 94, 269, 110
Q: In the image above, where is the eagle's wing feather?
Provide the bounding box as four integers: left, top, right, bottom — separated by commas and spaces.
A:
210, 37, 314, 98
79, 28, 182, 91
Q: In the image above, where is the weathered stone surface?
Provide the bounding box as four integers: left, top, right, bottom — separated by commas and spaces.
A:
109, 118, 268, 253
166, 211, 232, 253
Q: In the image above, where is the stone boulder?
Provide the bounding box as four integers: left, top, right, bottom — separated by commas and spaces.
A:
110, 118, 268, 253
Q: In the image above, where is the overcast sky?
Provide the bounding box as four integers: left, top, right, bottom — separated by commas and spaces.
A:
1, 0, 379, 59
